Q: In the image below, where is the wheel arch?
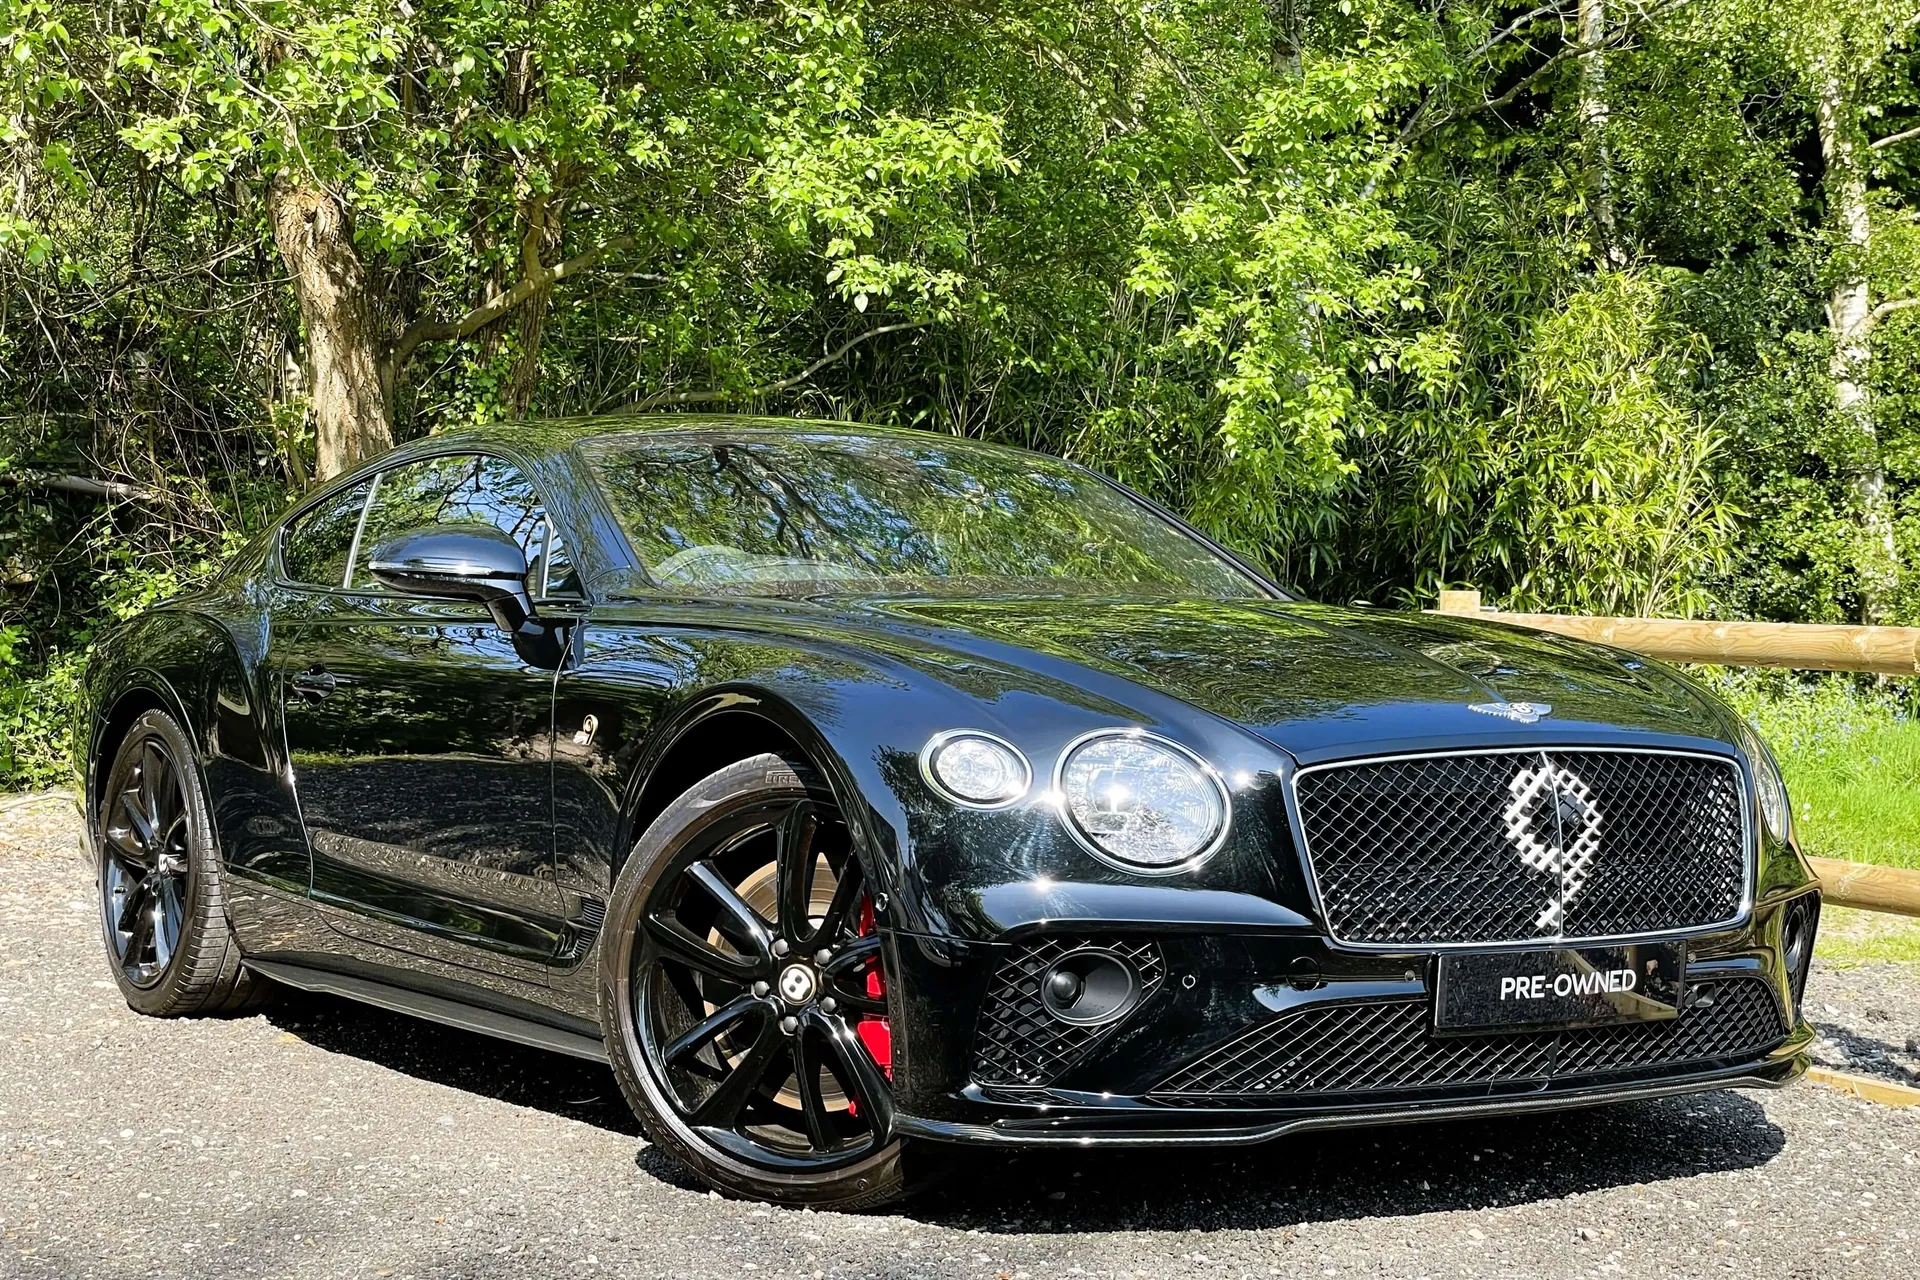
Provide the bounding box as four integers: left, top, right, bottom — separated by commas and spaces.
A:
614, 686, 894, 894
88, 673, 198, 829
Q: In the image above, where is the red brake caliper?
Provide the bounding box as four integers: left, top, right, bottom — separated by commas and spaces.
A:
848, 895, 892, 1116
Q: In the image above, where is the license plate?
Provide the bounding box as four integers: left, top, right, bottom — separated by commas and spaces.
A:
1433, 943, 1686, 1033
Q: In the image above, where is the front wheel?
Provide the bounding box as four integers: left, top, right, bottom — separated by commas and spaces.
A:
600, 754, 923, 1208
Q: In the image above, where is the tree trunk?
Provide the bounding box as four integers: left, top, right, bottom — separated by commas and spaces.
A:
506, 194, 561, 417
267, 175, 392, 480
501, 30, 551, 419
1814, 67, 1899, 623
1578, 0, 1623, 266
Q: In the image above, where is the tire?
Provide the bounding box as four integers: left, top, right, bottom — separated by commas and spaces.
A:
96, 708, 274, 1017
599, 753, 932, 1208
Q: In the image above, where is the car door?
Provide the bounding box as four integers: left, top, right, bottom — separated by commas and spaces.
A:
276, 451, 578, 980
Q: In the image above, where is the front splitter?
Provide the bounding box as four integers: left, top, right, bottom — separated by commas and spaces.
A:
893, 1050, 1807, 1148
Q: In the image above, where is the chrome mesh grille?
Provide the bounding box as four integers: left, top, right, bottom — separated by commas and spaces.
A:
1293, 749, 1748, 947
970, 936, 1163, 1087
1153, 975, 1785, 1099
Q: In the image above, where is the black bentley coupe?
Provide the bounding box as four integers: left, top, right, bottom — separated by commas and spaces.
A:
77, 415, 1819, 1206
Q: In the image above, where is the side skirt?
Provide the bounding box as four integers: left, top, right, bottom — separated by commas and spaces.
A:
245, 958, 610, 1064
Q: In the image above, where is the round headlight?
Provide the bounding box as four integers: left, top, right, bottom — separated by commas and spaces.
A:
1742, 727, 1791, 841
920, 731, 1031, 809
1056, 730, 1229, 870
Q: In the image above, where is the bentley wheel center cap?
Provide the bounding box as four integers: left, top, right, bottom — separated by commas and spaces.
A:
777, 964, 817, 1005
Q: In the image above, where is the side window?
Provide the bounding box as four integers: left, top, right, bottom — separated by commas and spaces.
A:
280, 479, 374, 588
350, 454, 579, 594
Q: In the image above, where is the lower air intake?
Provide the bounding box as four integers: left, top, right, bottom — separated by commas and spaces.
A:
1153, 975, 1786, 1099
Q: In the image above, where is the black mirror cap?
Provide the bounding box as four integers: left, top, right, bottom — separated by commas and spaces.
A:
368, 524, 532, 630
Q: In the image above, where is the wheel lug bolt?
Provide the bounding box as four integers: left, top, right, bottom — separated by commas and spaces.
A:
814, 949, 832, 966
820, 997, 837, 1013
772, 939, 789, 957
780, 1015, 799, 1035
752, 981, 770, 998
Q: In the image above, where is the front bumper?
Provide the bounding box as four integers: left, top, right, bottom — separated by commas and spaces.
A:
896, 1052, 1808, 1147
883, 890, 1819, 1147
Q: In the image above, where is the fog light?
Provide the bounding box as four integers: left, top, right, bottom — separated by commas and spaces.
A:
1040, 950, 1141, 1026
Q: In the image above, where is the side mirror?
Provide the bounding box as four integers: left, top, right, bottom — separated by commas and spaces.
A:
368, 525, 535, 633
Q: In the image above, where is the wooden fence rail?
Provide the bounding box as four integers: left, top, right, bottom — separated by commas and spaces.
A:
1433, 589, 1920, 675
1807, 858, 1920, 919
1431, 588, 1920, 918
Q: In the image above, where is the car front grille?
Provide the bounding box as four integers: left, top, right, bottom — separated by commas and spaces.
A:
1292, 749, 1749, 947
1152, 974, 1786, 1099
970, 936, 1164, 1088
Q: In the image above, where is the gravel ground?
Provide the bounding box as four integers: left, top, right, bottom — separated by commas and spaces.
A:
5, 794, 1920, 1280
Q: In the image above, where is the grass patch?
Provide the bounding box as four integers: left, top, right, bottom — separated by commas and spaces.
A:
1814, 904, 1920, 967
1713, 672, 1920, 872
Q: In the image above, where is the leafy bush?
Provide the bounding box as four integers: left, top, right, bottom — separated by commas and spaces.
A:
0, 646, 85, 793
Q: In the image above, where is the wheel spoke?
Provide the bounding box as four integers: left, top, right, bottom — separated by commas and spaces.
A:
833, 988, 889, 1017
775, 801, 819, 941
791, 1029, 834, 1152
104, 816, 145, 862
117, 792, 156, 866
643, 912, 766, 983
663, 963, 713, 1025
662, 994, 762, 1069
689, 1013, 784, 1128
115, 876, 151, 935
685, 860, 775, 958
814, 1011, 894, 1138
123, 901, 156, 970
149, 887, 178, 971
821, 934, 881, 981
814, 854, 864, 944
139, 741, 165, 834
151, 754, 182, 847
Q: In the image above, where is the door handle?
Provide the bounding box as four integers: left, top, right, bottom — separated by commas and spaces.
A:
291, 666, 337, 699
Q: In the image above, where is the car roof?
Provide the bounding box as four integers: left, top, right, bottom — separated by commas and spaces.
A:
402, 413, 1040, 461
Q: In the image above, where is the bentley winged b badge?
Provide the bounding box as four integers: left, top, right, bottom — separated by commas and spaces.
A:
1470, 700, 1552, 724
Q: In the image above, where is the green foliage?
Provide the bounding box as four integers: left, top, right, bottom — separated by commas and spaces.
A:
1714, 669, 1920, 871
9, 1, 1920, 792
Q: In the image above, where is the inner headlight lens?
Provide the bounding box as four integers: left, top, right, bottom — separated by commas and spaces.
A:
922, 732, 1030, 808
1058, 731, 1228, 869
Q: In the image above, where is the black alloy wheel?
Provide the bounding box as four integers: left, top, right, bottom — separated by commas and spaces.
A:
96, 709, 271, 1016
602, 754, 921, 1207
102, 732, 191, 987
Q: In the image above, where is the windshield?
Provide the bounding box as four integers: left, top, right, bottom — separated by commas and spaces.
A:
578, 430, 1268, 600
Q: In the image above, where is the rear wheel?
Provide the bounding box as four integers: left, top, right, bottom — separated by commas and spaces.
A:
601, 754, 921, 1207
97, 709, 272, 1016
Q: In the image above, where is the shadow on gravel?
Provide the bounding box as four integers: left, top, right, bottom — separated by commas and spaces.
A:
1812, 1019, 1920, 1085
262, 992, 1788, 1229
902, 1090, 1787, 1233
265, 991, 642, 1137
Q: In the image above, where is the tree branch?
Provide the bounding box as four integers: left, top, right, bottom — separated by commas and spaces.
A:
0, 470, 162, 502
1865, 296, 1920, 333
1466, 1, 1578, 64
1870, 123, 1920, 151
1401, 0, 1689, 150
627, 322, 931, 412
387, 232, 635, 375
